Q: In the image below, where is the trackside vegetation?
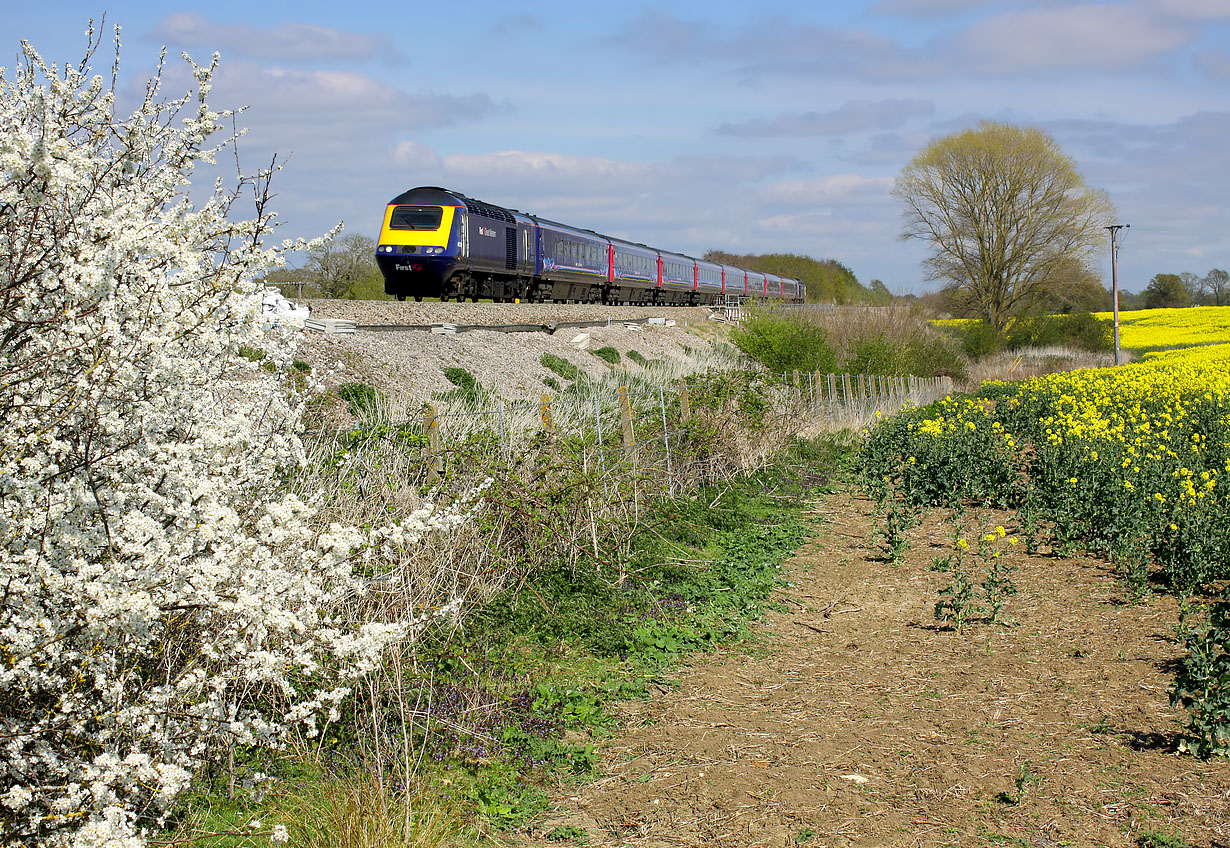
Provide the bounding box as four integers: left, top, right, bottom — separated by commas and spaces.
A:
169, 389, 841, 844
732, 303, 966, 380
857, 342, 1230, 758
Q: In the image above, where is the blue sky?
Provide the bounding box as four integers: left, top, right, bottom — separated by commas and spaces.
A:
10, 1, 1229, 294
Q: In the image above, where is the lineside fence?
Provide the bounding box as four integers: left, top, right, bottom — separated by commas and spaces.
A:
392, 371, 953, 488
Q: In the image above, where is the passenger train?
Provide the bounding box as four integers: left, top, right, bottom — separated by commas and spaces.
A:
374, 187, 804, 305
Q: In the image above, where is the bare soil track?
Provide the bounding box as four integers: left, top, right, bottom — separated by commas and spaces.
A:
514, 490, 1230, 848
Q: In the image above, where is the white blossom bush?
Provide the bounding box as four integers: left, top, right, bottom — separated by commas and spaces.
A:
0, 28, 471, 847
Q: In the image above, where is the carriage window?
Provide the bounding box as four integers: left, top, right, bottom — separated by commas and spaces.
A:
390, 206, 444, 230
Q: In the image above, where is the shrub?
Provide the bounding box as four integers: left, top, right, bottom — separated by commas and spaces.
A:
995, 312, 1113, 354
439, 367, 489, 404
731, 309, 839, 374
0, 36, 452, 846
843, 335, 901, 375
627, 349, 649, 367
1062, 311, 1114, 352
953, 319, 1003, 358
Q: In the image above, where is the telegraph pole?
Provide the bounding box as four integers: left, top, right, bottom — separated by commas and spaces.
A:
1105, 224, 1129, 366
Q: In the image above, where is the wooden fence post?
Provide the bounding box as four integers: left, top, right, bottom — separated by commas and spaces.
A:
540, 394, 554, 432
423, 402, 443, 481
618, 385, 636, 455
678, 380, 691, 422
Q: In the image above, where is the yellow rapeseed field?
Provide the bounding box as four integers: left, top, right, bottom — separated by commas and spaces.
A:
861, 340, 1230, 595
1093, 305, 1230, 351
935, 306, 1230, 351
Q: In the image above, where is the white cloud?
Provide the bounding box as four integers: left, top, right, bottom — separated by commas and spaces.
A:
151, 12, 402, 62
202, 62, 498, 141
946, 3, 1196, 73
718, 99, 935, 137
765, 175, 897, 206
605, 11, 945, 82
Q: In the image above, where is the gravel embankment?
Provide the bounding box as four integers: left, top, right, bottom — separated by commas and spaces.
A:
292, 301, 735, 406
304, 300, 718, 327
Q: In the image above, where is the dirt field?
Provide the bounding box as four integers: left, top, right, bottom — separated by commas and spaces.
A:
515, 490, 1230, 848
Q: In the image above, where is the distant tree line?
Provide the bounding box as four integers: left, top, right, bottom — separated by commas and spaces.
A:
702, 251, 889, 305
1139, 268, 1230, 309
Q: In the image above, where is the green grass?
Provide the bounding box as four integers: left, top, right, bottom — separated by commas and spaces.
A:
541, 353, 583, 382
589, 346, 620, 365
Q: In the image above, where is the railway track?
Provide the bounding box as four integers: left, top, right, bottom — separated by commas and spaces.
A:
303, 300, 722, 332
353, 317, 680, 335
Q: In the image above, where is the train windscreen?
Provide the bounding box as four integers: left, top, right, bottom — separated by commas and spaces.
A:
390, 206, 444, 230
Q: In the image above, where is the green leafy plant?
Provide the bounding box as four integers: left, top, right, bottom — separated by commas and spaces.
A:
992, 761, 1040, 805
334, 381, 385, 417
730, 308, 839, 374
626, 349, 649, 367
935, 527, 1019, 631
1171, 594, 1230, 758
589, 346, 621, 365
1135, 830, 1193, 848
440, 366, 488, 403
237, 344, 266, 363
546, 825, 590, 843
872, 484, 919, 564
541, 352, 583, 382
935, 543, 977, 632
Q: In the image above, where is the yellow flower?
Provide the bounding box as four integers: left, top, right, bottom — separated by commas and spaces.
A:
957, 538, 969, 550
995, 525, 1006, 537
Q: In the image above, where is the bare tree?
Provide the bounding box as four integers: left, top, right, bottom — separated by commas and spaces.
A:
1202, 268, 1230, 306
893, 122, 1114, 330
305, 232, 380, 298
1180, 271, 1202, 303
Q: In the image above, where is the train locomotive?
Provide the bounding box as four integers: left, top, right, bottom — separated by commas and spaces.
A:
374, 187, 804, 306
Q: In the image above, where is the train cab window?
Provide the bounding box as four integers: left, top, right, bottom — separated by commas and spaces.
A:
390, 206, 443, 230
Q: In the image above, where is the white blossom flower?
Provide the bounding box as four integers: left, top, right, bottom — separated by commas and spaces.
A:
0, 29, 475, 848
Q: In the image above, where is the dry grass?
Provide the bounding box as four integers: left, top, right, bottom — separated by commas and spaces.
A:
807, 303, 941, 356
963, 345, 1121, 387
288, 774, 459, 848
